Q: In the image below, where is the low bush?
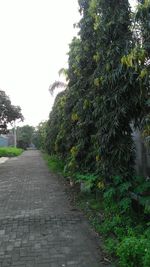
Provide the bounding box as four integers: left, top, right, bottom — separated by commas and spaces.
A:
117, 236, 150, 267
0, 147, 23, 157
76, 186, 150, 267
44, 154, 150, 266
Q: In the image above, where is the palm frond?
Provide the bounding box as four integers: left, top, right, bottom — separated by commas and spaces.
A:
49, 81, 67, 95
58, 68, 69, 81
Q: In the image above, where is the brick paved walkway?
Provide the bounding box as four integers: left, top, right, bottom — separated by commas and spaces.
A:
0, 150, 107, 267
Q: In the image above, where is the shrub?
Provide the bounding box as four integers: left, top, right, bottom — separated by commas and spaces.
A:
75, 173, 98, 191
0, 147, 23, 157
117, 236, 150, 267
43, 154, 64, 174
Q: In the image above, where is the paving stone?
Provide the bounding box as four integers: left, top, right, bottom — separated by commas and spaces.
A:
0, 150, 109, 267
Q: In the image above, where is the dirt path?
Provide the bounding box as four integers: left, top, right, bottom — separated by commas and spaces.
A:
0, 150, 109, 267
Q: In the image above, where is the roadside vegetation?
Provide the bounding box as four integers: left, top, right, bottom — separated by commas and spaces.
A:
36, 0, 150, 266
0, 90, 23, 134
43, 154, 64, 174
0, 147, 23, 157
16, 125, 35, 149
43, 154, 150, 267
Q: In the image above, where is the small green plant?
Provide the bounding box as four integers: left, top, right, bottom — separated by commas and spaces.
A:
0, 147, 23, 157
103, 177, 132, 214
43, 154, 64, 174
75, 173, 98, 191
117, 236, 150, 267
74, 173, 150, 266
104, 238, 118, 255
89, 199, 102, 211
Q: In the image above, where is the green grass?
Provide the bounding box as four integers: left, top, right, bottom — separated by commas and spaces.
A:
0, 147, 23, 157
43, 153, 64, 174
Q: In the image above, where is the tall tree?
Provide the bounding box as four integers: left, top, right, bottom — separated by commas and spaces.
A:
46, 91, 67, 156
136, 0, 150, 144
17, 125, 34, 149
93, 0, 134, 180
0, 90, 23, 134
64, 0, 98, 172
45, 0, 149, 183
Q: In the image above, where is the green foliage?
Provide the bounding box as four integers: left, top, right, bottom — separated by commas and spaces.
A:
33, 121, 47, 150
44, 1, 150, 265
46, 91, 67, 157
46, 0, 97, 173
117, 236, 150, 267
43, 153, 64, 174
76, 189, 149, 266
0, 90, 23, 134
104, 238, 119, 255
93, 0, 137, 181
142, 114, 150, 147
0, 147, 23, 157
134, 0, 150, 144
75, 173, 98, 191
45, 0, 149, 180
17, 125, 35, 149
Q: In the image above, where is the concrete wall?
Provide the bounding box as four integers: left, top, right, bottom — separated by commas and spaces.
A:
0, 136, 8, 147
7, 134, 15, 146
0, 134, 14, 147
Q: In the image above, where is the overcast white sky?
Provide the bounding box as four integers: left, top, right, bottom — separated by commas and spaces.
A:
0, 0, 137, 127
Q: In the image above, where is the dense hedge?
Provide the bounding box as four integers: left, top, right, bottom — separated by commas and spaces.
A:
42, 1, 150, 265
46, 0, 149, 178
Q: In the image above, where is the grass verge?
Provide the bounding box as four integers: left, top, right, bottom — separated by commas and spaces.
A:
0, 147, 23, 157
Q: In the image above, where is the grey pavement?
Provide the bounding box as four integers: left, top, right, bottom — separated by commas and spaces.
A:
0, 150, 105, 267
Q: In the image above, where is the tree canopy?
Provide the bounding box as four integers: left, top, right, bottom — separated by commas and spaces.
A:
44, 0, 149, 206
17, 125, 34, 149
0, 90, 23, 134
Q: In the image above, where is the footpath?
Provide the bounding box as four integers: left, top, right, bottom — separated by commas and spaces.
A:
0, 150, 110, 267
